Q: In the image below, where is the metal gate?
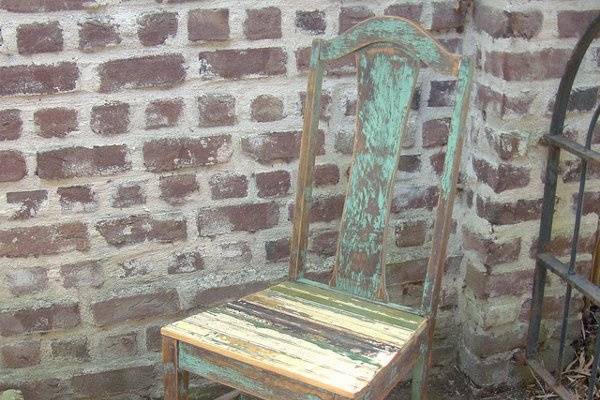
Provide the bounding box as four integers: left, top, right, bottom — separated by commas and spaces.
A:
526, 14, 600, 400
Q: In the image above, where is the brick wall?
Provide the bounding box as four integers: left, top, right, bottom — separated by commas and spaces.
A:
0, 0, 598, 399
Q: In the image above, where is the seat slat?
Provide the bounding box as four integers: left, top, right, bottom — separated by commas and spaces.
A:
244, 292, 413, 346
162, 282, 428, 398
188, 309, 388, 376
164, 320, 371, 396
276, 281, 422, 329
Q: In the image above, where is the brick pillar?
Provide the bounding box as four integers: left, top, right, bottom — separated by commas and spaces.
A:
458, 0, 600, 387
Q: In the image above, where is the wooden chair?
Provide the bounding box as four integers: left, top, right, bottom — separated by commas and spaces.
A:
161, 16, 473, 400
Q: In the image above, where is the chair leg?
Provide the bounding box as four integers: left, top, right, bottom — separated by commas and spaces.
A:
411, 344, 430, 400
162, 336, 189, 400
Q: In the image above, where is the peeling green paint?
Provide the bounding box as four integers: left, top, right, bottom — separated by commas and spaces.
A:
333, 47, 418, 301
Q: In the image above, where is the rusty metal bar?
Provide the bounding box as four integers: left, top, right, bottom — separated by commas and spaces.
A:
544, 135, 600, 164
538, 253, 600, 305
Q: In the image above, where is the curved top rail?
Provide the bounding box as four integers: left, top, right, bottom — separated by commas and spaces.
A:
319, 16, 461, 76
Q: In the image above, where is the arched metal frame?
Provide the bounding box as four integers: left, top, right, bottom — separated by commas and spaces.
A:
527, 14, 600, 400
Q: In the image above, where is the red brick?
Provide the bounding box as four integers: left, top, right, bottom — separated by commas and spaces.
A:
112, 183, 146, 208
311, 230, 338, 257
91, 289, 179, 326
158, 174, 197, 205
484, 128, 523, 160
0, 154, 25, 181
188, 8, 229, 41
296, 46, 355, 76
58, 185, 96, 211
465, 262, 533, 300
428, 80, 456, 107
564, 87, 599, 113
430, 151, 445, 176
558, 10, 600, 38
1, 341, 41, 368
146, 326, 161, 352
60, 260, 104, 289
143, 135, 231, 172
103, 332, 138, 357
199, 47, 286, 79
255, 170, 290, 198
265, 237, 289, 262
295, 10, 326, 34
79, 19, 121, 52
0, 109, 22, 140
485, 49, 570, 81
0, 222, 88, 258
138, 12, 177, 46
315, 164, 340, 186
1, 0, 91, 12
579, 191, 600, 215
209, 173, 247, 199
17, 21, 63, 55
462, 227, 521, 266
4, 267, 48, 296
51, 338, 89, 362
197, 202, 280, 236
251, 95, 284, 122
462, 326, 526, 358
37, 145, 130, 179
472, 158, 530, 193
422, 118, 450, 148
0, 62, 78, 96
91, 102, 129, 135
384, 4, 423, 20
395, 220, 427, 248
476, 195, 542, 225
561, 158, 600, 183
289, 195, 345, 223
245, 7, 281, 40
387, 258, 428, 284
96, 214, 186, 247
300, 91, 331, 121
6, 189, 47, 220
34, 107, 77, 138
474, 4, 542, 39
0, 302, 81, 336
99, 54, 185, 92
71, 365, 156, 398
198, 94, 236, 127
145, 98, 183, 130
339, 6, 374, 33
168, 251, 204, 274
392, 186, 439, 213
431, 2, 464, 32
398, 154, 421, 173
190, 280, 270, 309
241, 130, 324, 164
476, 84, 533, 118
530, 234, 596, 259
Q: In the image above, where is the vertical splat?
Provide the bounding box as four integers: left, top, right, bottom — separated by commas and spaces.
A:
330, 45, 419, 301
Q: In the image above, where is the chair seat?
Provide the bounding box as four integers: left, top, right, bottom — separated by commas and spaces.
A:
161, 280, 428, 399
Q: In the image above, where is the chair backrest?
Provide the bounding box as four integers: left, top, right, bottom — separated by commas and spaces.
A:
289, 17, 473, 315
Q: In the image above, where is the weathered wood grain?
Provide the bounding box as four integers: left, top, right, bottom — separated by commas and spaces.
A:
162, 281, 428, 399
162, 336, 189, 400
289, 40, 324, 280
330, 45, 418, 301
319, 17, 460, 76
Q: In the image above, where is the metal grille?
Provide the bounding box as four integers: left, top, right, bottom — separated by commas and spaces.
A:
526, 14, 600, 400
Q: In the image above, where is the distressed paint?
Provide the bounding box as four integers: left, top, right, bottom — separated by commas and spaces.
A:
289, 40, 324, 280
162, 280, 428, 399
162, 16, 473, 400
331, 46, 418, 301
319, 17, 460, 76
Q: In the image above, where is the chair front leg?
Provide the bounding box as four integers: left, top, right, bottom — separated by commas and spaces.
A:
411, 343, 430, 400
163, 336, 189, 400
